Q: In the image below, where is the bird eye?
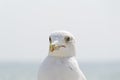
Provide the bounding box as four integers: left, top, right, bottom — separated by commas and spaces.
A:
65, 36, 70, 42
49, 37, 52, 43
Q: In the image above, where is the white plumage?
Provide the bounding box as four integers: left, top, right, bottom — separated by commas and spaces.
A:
38, 31, 87, 80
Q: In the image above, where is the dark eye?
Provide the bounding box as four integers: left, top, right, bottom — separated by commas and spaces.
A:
65, 36, 70, 42
49, 37, 52, 43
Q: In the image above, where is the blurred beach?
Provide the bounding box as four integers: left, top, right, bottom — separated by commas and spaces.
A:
0, 61, 120, 80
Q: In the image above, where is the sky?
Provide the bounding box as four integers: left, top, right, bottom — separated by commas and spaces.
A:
0, 0, 120, 62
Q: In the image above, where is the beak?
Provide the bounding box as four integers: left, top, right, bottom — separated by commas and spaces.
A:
49, 43, 55, 52
49, 42, 66, 52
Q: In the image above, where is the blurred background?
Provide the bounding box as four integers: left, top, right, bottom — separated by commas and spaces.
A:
0, 0, 120, 80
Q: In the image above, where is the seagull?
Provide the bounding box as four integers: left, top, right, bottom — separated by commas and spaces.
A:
38, 31, 87, 80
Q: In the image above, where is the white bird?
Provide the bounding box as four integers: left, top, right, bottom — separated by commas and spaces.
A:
38, 31, 87, 80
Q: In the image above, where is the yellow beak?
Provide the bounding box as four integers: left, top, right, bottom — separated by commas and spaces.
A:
49, 42, 66, 52
49, 43, 56, 52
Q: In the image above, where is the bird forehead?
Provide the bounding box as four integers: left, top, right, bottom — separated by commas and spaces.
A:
51, 33, 70, 40
50, 34, 64, 41
49, 31, 75, 42
50, 31, 72, 38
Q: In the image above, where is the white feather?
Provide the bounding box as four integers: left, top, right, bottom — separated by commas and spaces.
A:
38, 31, 87, 80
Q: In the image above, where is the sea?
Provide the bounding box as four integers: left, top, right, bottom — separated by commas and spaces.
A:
0, 61, 120, 80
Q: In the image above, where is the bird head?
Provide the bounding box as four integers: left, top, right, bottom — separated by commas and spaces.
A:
48, 31, 76, 57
